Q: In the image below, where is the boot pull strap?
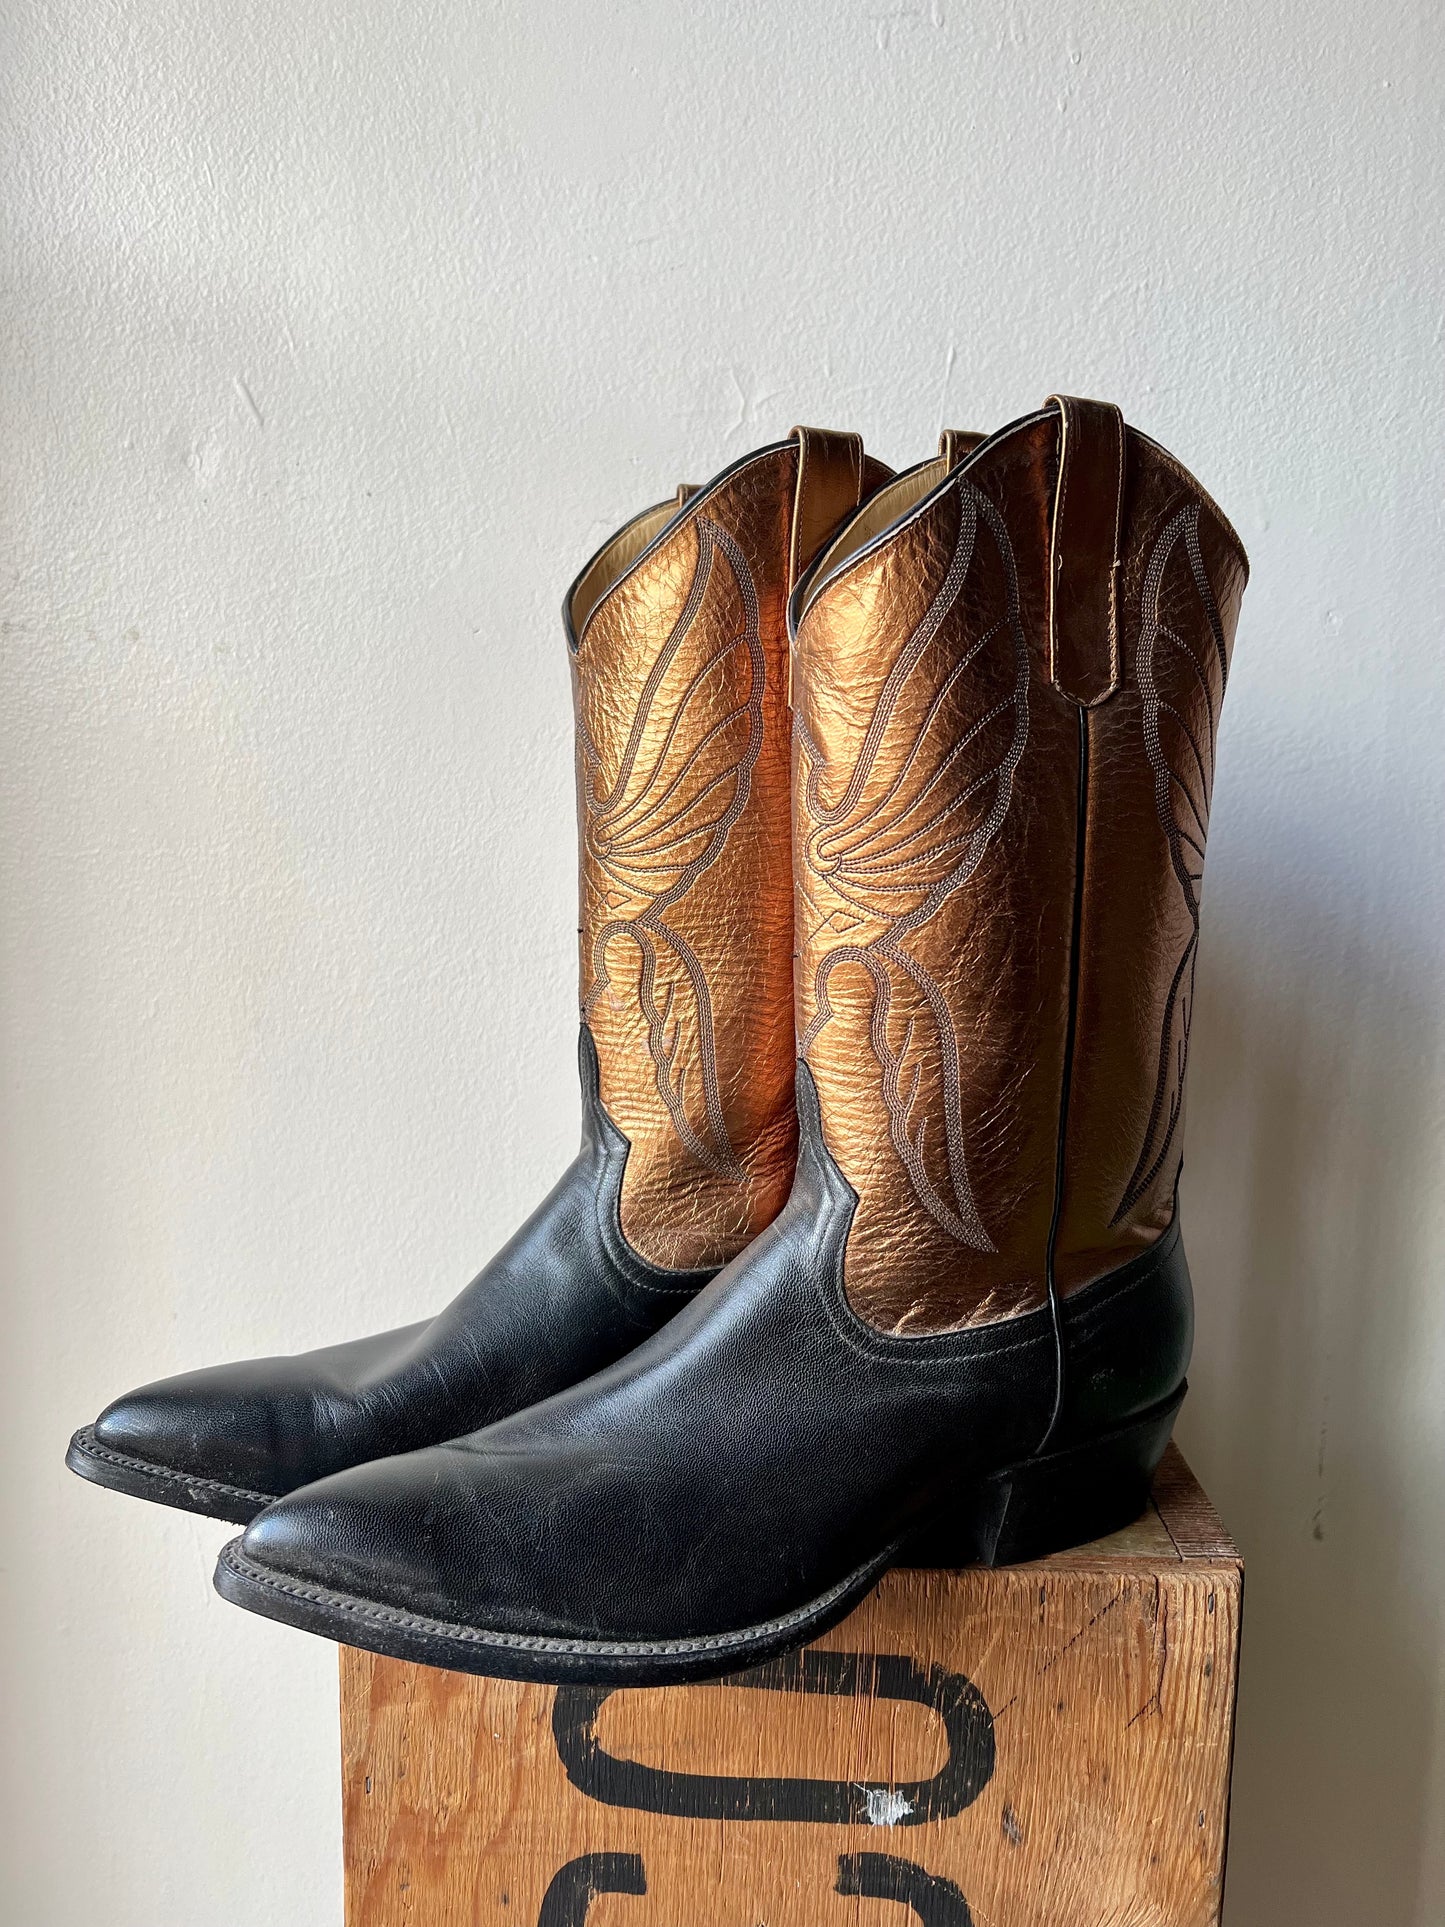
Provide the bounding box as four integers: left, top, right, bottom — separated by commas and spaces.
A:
673, 483, 700, 508
938, 428, 985, 468
1047, 394, 1126, 707
789, 427, 867, 595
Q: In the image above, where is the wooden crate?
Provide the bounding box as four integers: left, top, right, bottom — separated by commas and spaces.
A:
340, 1446, 1241, 1927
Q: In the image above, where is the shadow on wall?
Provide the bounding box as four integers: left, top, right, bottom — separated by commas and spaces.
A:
1180, 885, 1442, 1927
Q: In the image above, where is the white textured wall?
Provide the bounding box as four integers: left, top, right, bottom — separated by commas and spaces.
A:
4, 2, 1443, 1921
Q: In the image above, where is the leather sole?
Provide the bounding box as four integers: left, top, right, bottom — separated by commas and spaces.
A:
211, 1391, 1184, 1685
65, 1425, 272, 1527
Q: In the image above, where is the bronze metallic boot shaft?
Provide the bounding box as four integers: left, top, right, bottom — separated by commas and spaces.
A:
567, 430, 889, 1270
791, 397, 1248, 1332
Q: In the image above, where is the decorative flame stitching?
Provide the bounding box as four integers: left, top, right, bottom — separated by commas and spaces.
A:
1113, 501, 1228, 1223
579, 516, 763, 1181
797, 483, 1030, 1253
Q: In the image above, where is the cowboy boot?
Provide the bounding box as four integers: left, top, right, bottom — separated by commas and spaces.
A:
214, 396, 1246, 1683
67, 428, 889, 1524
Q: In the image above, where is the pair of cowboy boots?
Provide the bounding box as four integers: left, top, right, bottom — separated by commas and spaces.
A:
69, 399, 1247, 1686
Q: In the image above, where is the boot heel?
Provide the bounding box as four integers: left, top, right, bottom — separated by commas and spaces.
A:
903, 1387, 1186, 1570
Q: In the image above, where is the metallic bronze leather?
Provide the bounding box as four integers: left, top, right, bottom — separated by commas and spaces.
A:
793, 420, 1075, 1331
803, 434, 981, 593
571, 434, 888, 1271
792, 404, 1247, 1331
938, 428, 986, 468
789, 427, 867, 593
1047, 394, 1125, 706
1054, 428, 1248, 1291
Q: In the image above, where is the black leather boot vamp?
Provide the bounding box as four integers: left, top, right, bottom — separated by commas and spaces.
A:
214, 1070, 1191, 1684
66, 1032, 710, 1525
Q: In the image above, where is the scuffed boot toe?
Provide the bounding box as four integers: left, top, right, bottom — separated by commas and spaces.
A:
69, 1378, 279, 1525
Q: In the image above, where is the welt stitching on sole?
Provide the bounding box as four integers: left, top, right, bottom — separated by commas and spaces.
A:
72, 1430, 269, 1507
216, 1386, 1183, 1662
218, 1542, 895, 1660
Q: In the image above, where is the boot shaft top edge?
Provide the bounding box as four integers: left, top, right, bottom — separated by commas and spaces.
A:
567, 428, 891, 1275
788, 400, 1248, 1333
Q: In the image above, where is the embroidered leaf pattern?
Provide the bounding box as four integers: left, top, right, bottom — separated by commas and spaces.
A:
797, 483, 1030, 1252
1113, 501, 1229, 1222
578, 516, 762, 1181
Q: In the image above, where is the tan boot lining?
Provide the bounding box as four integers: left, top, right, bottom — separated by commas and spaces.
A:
804, 456, 951, 605
569, 501, 679, 639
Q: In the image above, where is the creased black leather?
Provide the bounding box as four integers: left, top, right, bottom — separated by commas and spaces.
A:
87, 1028, 710, 1501
235, 1064, 1192, 1644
